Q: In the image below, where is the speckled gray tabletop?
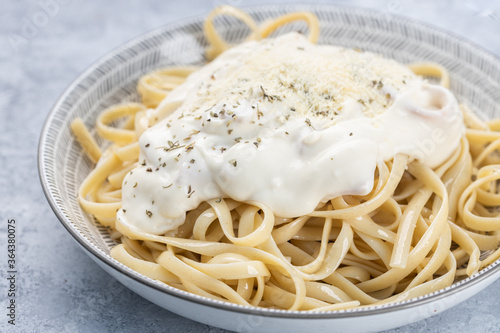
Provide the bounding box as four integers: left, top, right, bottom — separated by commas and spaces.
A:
1, 0, 500, 332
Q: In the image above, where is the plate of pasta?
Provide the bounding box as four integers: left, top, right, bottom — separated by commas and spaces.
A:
39, 5, 500, 332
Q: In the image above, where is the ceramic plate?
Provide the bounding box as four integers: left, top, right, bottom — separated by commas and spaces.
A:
39, 5, 500, 332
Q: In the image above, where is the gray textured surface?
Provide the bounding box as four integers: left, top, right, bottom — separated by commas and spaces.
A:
1, 0, 500, 332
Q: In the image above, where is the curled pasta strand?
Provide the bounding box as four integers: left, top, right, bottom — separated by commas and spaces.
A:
110, 244, 180, 284
405, 223, 453, 290
70, 118, 102, 163
354, 231, 393, 268
78, 152, 123, 221
192, 199, 239, 241
407, 62, 450, 88
158, 249, 252, 305
473, 138, 500, 168
207, 198, 275, 247
309, 154, 408, 219
289, 217, 333, 274
180, 256, 270, 280
458, 165, 500, 231
448, 221, 481, 276
272, 215, 311, 244
440, 137, 473, 221
204, 6, 259, 60
262, 283, 329, 310
138, 67, 198, 108
336, 266, 371, 283
259, 12, 320, 43
461, 104, 489, 130
96, 103, 145, 145
306, 222, 353, 280
390, 188, 431, 268
113, 142, 140, 162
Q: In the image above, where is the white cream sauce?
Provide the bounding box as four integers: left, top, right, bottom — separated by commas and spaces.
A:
117, 33, 464, 235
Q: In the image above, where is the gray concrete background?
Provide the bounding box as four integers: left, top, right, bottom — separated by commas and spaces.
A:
1, 0, 500, 332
